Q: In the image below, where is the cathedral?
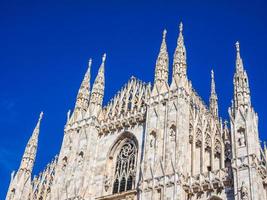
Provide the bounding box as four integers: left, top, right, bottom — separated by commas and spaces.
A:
6, 23, 267, 200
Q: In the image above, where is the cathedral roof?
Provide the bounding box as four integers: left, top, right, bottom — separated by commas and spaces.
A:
100, 76, 150, 123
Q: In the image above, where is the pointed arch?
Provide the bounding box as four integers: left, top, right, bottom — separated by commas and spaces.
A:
105, 132, 138, 194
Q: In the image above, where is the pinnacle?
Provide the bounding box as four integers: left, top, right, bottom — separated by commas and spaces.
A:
210, 69, 217, 96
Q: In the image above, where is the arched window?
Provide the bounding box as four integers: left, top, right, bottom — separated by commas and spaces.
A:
112, 139, 137, 194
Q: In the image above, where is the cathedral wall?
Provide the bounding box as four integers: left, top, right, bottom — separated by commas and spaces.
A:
92, 123, 145, 199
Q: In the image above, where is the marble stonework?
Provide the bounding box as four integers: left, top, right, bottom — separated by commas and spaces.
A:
6, 23, 267, 200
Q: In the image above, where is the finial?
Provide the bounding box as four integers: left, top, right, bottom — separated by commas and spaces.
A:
163, 29, 167, 39
38, 112, 44, 123
236, 41, 240, 53
179, 22, 183, 33
102, 53, 106, 63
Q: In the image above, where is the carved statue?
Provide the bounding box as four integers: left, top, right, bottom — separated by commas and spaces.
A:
238, 128, 246, 147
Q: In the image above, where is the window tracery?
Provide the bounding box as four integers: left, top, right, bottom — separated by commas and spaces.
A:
112, 140, 137, 194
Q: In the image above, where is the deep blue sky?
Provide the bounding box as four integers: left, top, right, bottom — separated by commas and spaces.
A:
1, 0, 267, 198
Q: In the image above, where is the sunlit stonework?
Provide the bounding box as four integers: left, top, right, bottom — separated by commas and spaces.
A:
6, 23, 267, 200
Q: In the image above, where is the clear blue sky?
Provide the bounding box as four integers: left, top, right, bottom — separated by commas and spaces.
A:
0, 0, 266, 198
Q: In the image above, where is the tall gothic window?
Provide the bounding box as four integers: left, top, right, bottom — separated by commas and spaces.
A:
112, 140, 137, 194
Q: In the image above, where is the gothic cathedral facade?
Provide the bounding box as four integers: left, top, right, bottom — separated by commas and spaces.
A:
6, 23, 267, 200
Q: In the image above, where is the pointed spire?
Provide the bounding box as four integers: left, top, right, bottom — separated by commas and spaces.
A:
154, 29, 169, 89
75, 58, 92, 112
209, 70, 218, 118
19, 112, 43, 174
233, 42, 251, 110
235, 41, 244, 72
70, 59, 92, 122
173, 22, 187, 79
89, 54, 106, 116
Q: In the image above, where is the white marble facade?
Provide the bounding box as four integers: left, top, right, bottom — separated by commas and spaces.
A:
6, 23, 267, 200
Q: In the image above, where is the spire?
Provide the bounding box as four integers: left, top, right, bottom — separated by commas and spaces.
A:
19, 112, 43, 174
69, 59, 92, 122
209, 70, 218, 118
235, 41, 244, 72
154, 29, 169, 88
233, 42, 251, 110
173, 22, 187, 79
75, 59, 92, 112
89, 54, 106, 116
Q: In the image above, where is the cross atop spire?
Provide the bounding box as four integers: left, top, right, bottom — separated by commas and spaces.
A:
154, 29, 169, 89
172, 21, 187, 80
